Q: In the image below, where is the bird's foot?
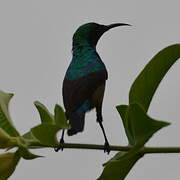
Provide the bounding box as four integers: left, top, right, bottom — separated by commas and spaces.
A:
104, 141, 110, 154
54, 138, 65, 152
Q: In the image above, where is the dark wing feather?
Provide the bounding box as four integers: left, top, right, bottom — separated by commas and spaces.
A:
63, 69, 107, 116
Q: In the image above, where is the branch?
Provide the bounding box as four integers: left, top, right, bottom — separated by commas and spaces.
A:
29, 142, 180, 154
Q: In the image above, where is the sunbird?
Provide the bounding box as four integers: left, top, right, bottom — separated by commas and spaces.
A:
55, 22, 130, 153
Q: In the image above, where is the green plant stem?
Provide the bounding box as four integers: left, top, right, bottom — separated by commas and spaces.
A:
143, 147, 180, 154
29, 142, 180, 154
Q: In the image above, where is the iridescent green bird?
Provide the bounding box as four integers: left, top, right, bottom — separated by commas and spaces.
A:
55, 22, 130, 153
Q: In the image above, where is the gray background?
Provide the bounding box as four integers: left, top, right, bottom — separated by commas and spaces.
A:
0, 0, 180, 179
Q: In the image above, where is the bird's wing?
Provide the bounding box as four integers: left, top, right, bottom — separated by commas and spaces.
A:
63, 69, 107, 115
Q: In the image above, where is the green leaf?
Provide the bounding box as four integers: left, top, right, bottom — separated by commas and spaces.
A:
0, 152, 21, 180
100, 104, 170, 180
21, 132, 43, 149
23, 131, 38, 141
0, 128, 18, 149
31, 124, 70, 146
0, 90, 20, 136
34, 101, 54, 124
98, 151, 143, 180
13, 136, 42, 160
129, 44, 180, 112
117, 103, 170, 145
54, 104, 68, 127
17, 146, 42, 160
128, 103, 170, 145
116, 105, 134, 145
32, 103, 70, 147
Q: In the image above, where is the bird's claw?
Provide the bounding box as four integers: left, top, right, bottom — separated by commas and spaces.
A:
54, 139, 65, 152
104, 141, 110, 154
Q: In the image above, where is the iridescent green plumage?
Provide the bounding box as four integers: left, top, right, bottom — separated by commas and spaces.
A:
65, 44, 106, 80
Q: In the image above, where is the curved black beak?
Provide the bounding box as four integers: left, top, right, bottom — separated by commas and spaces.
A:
105, 23, 131, 31
93, 23, 131, 46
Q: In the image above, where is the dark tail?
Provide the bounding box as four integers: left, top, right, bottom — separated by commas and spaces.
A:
67, 111, 85, 136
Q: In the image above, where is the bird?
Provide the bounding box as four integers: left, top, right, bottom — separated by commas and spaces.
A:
55, 22, 131, 153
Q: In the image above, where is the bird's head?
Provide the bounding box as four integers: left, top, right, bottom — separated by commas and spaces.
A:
72, 22, 131, 47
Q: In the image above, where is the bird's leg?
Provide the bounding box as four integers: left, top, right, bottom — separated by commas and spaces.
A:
54, 130, 65, 152
96, 106, 110, 154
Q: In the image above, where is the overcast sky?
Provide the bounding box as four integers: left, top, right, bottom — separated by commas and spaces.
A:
0, 0, 180, 179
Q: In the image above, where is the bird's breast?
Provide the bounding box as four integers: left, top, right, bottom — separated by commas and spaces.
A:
65, 50, 107, 80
